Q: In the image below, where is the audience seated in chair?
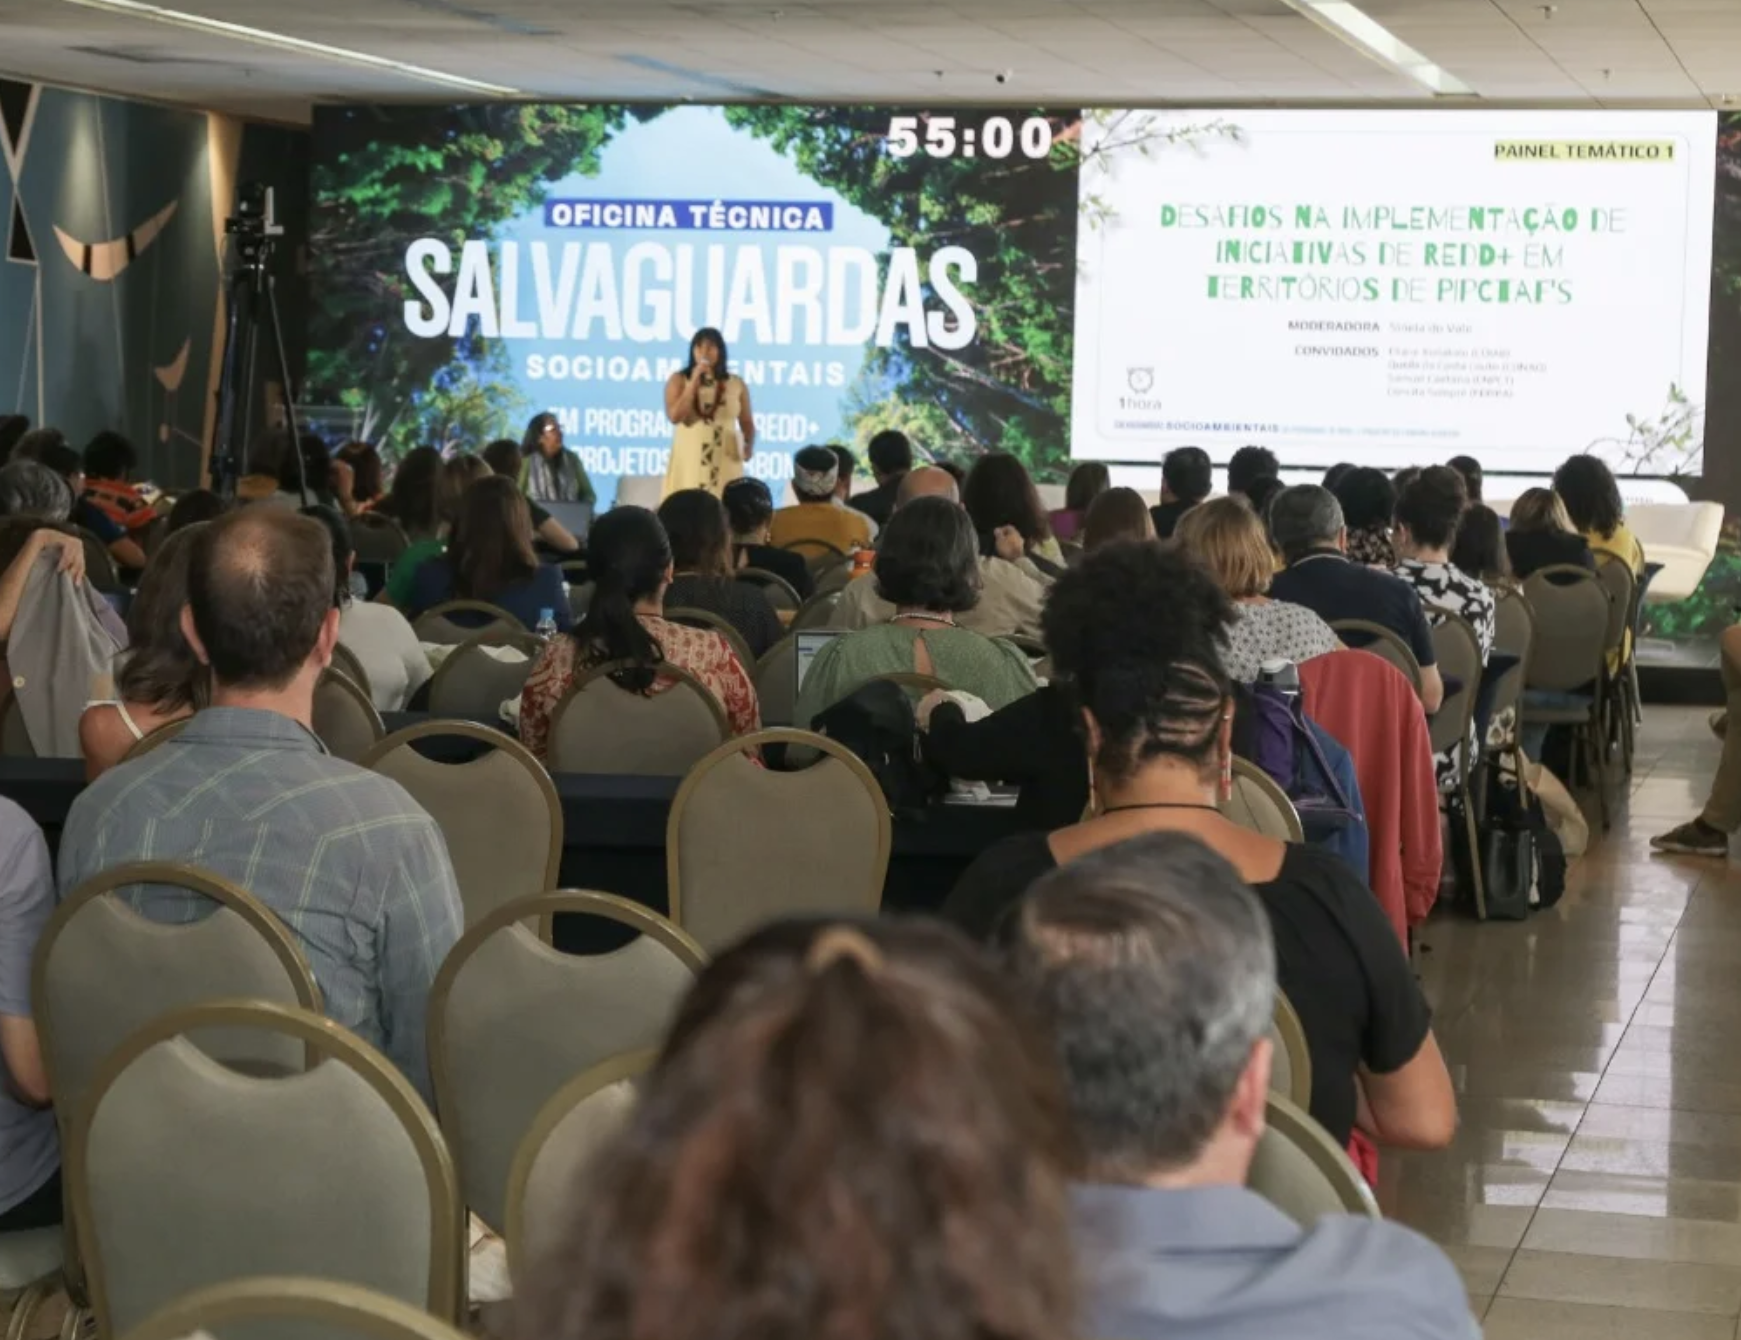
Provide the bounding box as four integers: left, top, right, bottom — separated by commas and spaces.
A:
1449, 502, 1511, 588
404, 474, 570, 633
1150, 446, 1212, 540
723, 477, 812, 598
481, 437, 581, 555
1505, 488, 1595, 581
0, 460, 71, 524
796, 496, 1037, 729
1079, 485, 1154, 551
166, 489, 228, 534
1328, 467, 1398, 569
1176, 496, 1340, 684
963, 452, 1065, 571
1002, 831, 1474, 1340
943, 539, 1455, 1155
377, 449, 473, 609
0, 800, 61, 1232
515, 918, 1076, 1340
829, 466, 1051, 640
1268, 485, 1444, 714
81, 525, 209, 779
1051, 461, 1110, 544
1227, 444, 1281, 506
41, 442, 146, 571
56, 508, 464, 1099
659, 489, 783, 658
302, 504, 430, 712
80, 430, 161, 537
519, 505, 759, 761
847, 428, 912, 530
768, 445, 872, 555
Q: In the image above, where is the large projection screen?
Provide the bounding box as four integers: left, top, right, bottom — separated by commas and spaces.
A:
1069, 109, 1717, 475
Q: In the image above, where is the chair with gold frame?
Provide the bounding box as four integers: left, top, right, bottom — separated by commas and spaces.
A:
546, 660, 728, 777
312, 667, 386, 763
427, 891, 704, 1232
68, 1001, 465, 1337
121, 1276, 473, 1340
1247, 1093, 1379, 1226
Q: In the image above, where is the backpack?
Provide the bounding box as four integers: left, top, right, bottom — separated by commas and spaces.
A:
1236, 680, 1357, 830
812, 680, 946, 819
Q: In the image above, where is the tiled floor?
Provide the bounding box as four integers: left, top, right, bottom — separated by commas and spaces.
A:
1381, 706, 1741, 1338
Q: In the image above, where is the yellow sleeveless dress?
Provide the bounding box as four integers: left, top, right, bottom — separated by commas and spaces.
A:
662, 375, 745, 499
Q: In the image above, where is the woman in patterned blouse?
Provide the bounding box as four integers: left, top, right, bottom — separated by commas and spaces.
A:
519, 506, 759, 761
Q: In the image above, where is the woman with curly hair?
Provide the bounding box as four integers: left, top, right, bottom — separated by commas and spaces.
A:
1329, 466, 1397, 568
516, 916, 1077, 1340
942, 540, 1454, 1156
1552, 454, 1643, 577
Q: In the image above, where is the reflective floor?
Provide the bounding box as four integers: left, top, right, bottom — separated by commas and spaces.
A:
1381, 706, 1741, 1338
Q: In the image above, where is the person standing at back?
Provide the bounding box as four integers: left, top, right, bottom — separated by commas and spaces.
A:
1004, 831, 1475, 1340
55, 508, 463, 1100
1151, 446, 1213, 539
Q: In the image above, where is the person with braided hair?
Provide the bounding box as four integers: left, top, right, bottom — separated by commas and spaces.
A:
516, 917, 1077, 1340
943, 540, 1455, 1155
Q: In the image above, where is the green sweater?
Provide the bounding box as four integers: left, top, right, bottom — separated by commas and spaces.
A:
795, 624, 1038, 729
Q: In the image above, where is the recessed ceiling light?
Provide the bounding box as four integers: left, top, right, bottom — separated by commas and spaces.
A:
1280, 0, 1475, 96
57, 0, 520, 95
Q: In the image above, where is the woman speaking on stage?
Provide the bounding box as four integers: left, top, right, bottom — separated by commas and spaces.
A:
663, 326, 756, 498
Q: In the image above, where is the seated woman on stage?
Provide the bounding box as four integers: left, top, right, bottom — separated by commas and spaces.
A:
659, 488, 783, 659
518, 505, 759, 760
523, 411, 596, 505
794, 496, 1037, 729
80, 525, 209, 779
942, 540, 1455, 1156
405, 475, 569, 632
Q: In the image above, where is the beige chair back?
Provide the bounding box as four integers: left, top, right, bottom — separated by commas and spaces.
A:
782, 537, 846, 569
665, 606, 755, 673
812, 560, 856, 597
1247, 1093, 1379, 1225
352, 513, 411, 564
122, 1277, 472, 1340
547, 660, 728, 776
505, 1052, 653, 1283
1493, 585, 1534, 662
428, 891, 703, 1231
425, 632, 541, 721
69, 1002, 464, 1336
0, 693, 34, 758
1328, 620, 1423, 695
120, 715, 190, 764
361, 724, 561, 927
1595, 556, 1636, 664
753, 635, 798, 729
313, 669, 385, 763
669, 729, 892, 953
790, 588, 842, 630
32, 862, 322, 1129
1220, 757, 1303, 843
1427, 614, 1482, 760
1522, 567, 1610, 692
412, 602, 525, 647
330, 642, 373, 701
78, 528, 123, 594
1268, 991, 1312, 1109
736, 568, 802, 612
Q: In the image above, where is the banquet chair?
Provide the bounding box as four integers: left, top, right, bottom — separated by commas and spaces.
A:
753, 634, 798, 729
69, 1002, 464, 1338
33, 862, 321, 1131
1246, 1094, 1379, 1227
119, 716, 190, 765
781, 537, 847, 573
412, 601, 526, 648
790, 588, 842, 630
121, 1277, 472, 1340
1220, 757, 1303, 843
424, 630, 542, 722
1521, 566, 1612, 827
665, 606, 756, 673
547, 660, 728, 776
0, 1227, 64, 1340
428, 891, 703, 1232
312, 668, 385, 763
1429, 615, 1486, 917
329, 642, 373, 702
362, 724, 561, 927
736, 567, 803, 613
811, 558, 857, 597
1595, 556, 1640, 770
1268, 991, 1313, 1109
1328, 620, 1424, 698
505, 1052, 652, 1284
668, 729, 891, 953
351, 512, 411, 565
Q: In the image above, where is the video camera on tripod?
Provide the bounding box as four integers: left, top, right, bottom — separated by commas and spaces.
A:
211, 182, 306, 503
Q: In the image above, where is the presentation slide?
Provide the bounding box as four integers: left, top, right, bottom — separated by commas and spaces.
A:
308, 104, 1078, 505
1070, 109, 1716, 475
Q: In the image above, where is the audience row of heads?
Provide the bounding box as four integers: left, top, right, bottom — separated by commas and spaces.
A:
526, 829, 1277, 1340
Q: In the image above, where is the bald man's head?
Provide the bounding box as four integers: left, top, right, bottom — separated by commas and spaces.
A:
185, 507, 335, 690
896, 466, 960, 507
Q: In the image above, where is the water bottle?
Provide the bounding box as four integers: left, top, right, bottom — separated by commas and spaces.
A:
535, 608, 558, 641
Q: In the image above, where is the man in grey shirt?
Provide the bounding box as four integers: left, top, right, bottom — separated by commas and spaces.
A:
0, 797, 60, 1228
58, 508, 463, 1101
1002, 832, 1476, 1340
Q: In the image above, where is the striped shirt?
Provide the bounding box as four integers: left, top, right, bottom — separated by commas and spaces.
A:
56, 707, 463, 1100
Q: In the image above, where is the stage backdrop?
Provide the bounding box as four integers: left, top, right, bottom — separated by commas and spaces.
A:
308, 104, 1078, 503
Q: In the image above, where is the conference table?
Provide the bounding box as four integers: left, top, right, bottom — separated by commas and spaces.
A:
0, 752, 1021, 943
